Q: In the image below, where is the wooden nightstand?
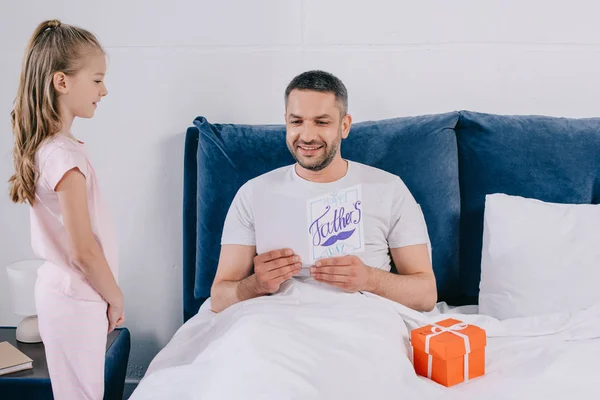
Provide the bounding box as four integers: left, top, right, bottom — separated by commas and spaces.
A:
0, 326, 130, 400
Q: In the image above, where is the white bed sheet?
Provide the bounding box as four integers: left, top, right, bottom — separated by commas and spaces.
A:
130, 278, 600, 400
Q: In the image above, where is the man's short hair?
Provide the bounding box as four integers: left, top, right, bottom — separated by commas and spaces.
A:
285, 70, 348, 116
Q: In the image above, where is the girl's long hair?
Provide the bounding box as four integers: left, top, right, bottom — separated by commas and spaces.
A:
9, 19, 103, 205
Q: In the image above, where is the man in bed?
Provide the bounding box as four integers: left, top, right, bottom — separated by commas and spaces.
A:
210, 70, 437, 313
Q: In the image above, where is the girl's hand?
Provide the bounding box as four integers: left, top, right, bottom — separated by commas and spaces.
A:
107, 304, 125, 333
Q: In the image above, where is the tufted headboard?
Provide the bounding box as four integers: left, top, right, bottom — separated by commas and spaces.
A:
182, 111, 600, 321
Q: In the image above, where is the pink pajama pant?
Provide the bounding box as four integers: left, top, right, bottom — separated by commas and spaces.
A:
35, 280, 108, 400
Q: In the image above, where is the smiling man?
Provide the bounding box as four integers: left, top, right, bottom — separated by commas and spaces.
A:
210, 70, 437, 313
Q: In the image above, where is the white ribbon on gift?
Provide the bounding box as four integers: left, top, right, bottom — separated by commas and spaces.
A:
423, 322, 471, 382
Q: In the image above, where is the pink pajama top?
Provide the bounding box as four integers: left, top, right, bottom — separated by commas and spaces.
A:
31, 133, 119, 302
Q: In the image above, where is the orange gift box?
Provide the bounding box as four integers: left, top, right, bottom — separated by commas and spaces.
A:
410, 318, 486, 387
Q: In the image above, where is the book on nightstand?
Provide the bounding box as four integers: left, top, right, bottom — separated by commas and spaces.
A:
0, 341, 33, 376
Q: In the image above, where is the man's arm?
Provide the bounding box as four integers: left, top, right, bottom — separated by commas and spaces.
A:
210, 245, 301, 313
366, 244, 437, 311
311, 243, 437, 311
210, 245, 259, 313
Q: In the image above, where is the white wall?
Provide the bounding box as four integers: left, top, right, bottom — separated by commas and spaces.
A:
1, 0, 599, 385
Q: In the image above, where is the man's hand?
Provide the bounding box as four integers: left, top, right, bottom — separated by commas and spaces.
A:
310, 255, 372, 293
253, 248, 302, 294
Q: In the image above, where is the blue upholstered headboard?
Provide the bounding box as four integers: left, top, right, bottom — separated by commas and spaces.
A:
183, 111, 600, 321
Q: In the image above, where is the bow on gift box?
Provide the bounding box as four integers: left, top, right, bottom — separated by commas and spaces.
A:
424, 322, 471, 382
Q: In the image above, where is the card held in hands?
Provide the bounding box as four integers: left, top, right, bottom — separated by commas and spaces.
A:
307, 184, 365, 263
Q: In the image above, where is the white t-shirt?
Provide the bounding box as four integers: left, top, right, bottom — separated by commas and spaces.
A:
221, 161, 430, 275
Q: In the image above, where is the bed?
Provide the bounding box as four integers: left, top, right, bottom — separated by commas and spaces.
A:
130, 111, 600, 399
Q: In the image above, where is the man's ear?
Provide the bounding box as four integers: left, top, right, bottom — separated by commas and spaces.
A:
341, 113, 352, 139
53, 72, 68, 94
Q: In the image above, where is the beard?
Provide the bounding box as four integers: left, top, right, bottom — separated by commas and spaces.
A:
287, 127, 342, 172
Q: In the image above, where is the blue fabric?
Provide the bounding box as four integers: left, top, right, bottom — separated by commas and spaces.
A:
455, 111, 600, 298
184, 110, 600, 320
183, 128, 205, 322
187, 113, 462, 318
104, 328, 130, 400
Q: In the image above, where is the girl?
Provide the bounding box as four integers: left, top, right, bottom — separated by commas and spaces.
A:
9, 19, 124, 400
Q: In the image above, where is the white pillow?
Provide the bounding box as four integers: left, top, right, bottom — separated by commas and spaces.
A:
479, 193, 600, 320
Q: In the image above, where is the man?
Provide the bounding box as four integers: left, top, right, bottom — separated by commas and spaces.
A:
211, 70, 437, 313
